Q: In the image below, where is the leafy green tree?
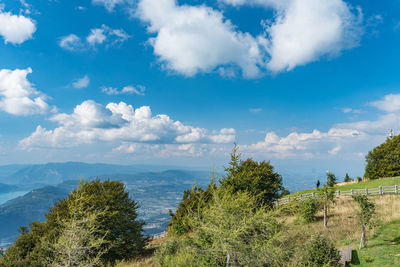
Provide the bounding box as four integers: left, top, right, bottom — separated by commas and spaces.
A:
0, 180, 147, 266
353, 195, 375, 249
42, 189, 109, 267
365, 135, 400, 179
167, 183, 215, 235
157, 191, 292, 266
344, 173, 351, 182
221, 155, 287, 206
326, 172, 337, 187
319, 186, 335, 229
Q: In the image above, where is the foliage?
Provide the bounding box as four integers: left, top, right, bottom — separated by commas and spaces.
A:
344, 173, 351, 182
365, 135, 400, 179
42, 190, 109, 266
353, 195, 376, 248
167, 183, 215, 236
298, 198, 320, 223
353, 195, 375, 228
299, 235, 340, 267
168, 145, 287, 235
357, 176, 362, 182
220, 146, 287, 207
157, 191, 292, 266
326, 172, 337, 187
0, 179, 147, 266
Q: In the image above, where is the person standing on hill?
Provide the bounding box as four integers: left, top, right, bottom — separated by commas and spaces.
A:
316, 180, 320, 189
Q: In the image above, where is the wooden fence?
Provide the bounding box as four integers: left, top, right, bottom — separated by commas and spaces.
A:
276, 185, 400, 206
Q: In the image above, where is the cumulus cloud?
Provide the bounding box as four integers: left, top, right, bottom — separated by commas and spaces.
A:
369, 94, 400, 113
102, 85, 145, 95
19, 100, 236, 149
72, 75, 90, 89
137, 0, 265, 78
59, 25, 130, 51
0, 68, 50, 116
137, 0, 362, 77
0, 9, 36, 44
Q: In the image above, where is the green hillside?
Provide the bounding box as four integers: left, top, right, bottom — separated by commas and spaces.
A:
287, 176, 400, 197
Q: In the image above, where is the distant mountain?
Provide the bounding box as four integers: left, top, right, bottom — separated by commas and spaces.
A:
0, 162, 207, 187
0, 183, 19, 194
0, 169, 211, 247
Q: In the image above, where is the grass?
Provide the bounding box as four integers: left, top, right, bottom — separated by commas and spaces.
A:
347, 219, 400, 266
286, 176, 400, 197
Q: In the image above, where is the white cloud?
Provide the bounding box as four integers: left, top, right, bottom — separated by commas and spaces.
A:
72, 75, 90, 89
59, 25, 130, 51
102, 85, 145, 95
92, 0, 132, 12
87, 28, 107, 45
221, 0, 362, 72
0, 68, 50, 116
137, 0, 265, 78
0, 9, 36, 44
59, 34, 84, 51
244, 93, 400, 159
19, 100, 236, 149
137, 0, 362, 77
370, 94, 400, 113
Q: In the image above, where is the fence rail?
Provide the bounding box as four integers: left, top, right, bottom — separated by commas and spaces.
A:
276, 185, 400, 206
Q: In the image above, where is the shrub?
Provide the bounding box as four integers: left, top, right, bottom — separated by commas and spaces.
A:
298, 198, 320, 223
300, 235, 340, 266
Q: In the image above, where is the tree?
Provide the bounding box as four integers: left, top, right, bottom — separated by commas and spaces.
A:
344, 173, 351, 183
319, 186, 335, 229
0, 180, 147, 266
167, 183, 215, 235
365, 134, 400, 179
156, 191, 292, 266
353, 195, 375, 249
43, 189, 109, 267
326, 172, 337, 187
221, 155, 287, 207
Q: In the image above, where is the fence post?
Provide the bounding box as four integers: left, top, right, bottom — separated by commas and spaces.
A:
379, 186, 383, 195
366, 188, 368, 195
288, 196, 291, 202
396, 185, 398, 194
300, 194, 303, 200
351, 189, 354, 196
337, 190, 341, 197
312, 192, 316, 198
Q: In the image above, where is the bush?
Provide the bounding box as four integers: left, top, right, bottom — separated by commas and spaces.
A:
300, 235, 340, 266
298, 198, 320, 223
357, 176, 362, 182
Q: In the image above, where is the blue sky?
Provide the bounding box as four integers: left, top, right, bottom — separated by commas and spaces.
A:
0, 0, 400, 181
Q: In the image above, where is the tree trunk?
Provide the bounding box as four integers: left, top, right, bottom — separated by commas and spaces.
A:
359, 224, 366, 249
323, 203, 327, 229
226, 252, 230, 267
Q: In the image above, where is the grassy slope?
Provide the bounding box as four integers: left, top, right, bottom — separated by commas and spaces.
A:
286, 176, 400, 197
348, 219, 400, 266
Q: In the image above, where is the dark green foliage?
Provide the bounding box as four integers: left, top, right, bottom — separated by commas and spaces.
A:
0, 179, 147, 266
365, 135, 400, 179
300, 235, 340, 266
168, 145, 287, 236
167, 183, 215, 235
344, 173, 351, 182
357, 176, 362, 182
298, 198, 320, 223
326, 172, 337, 187
220, 158, 287, 207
